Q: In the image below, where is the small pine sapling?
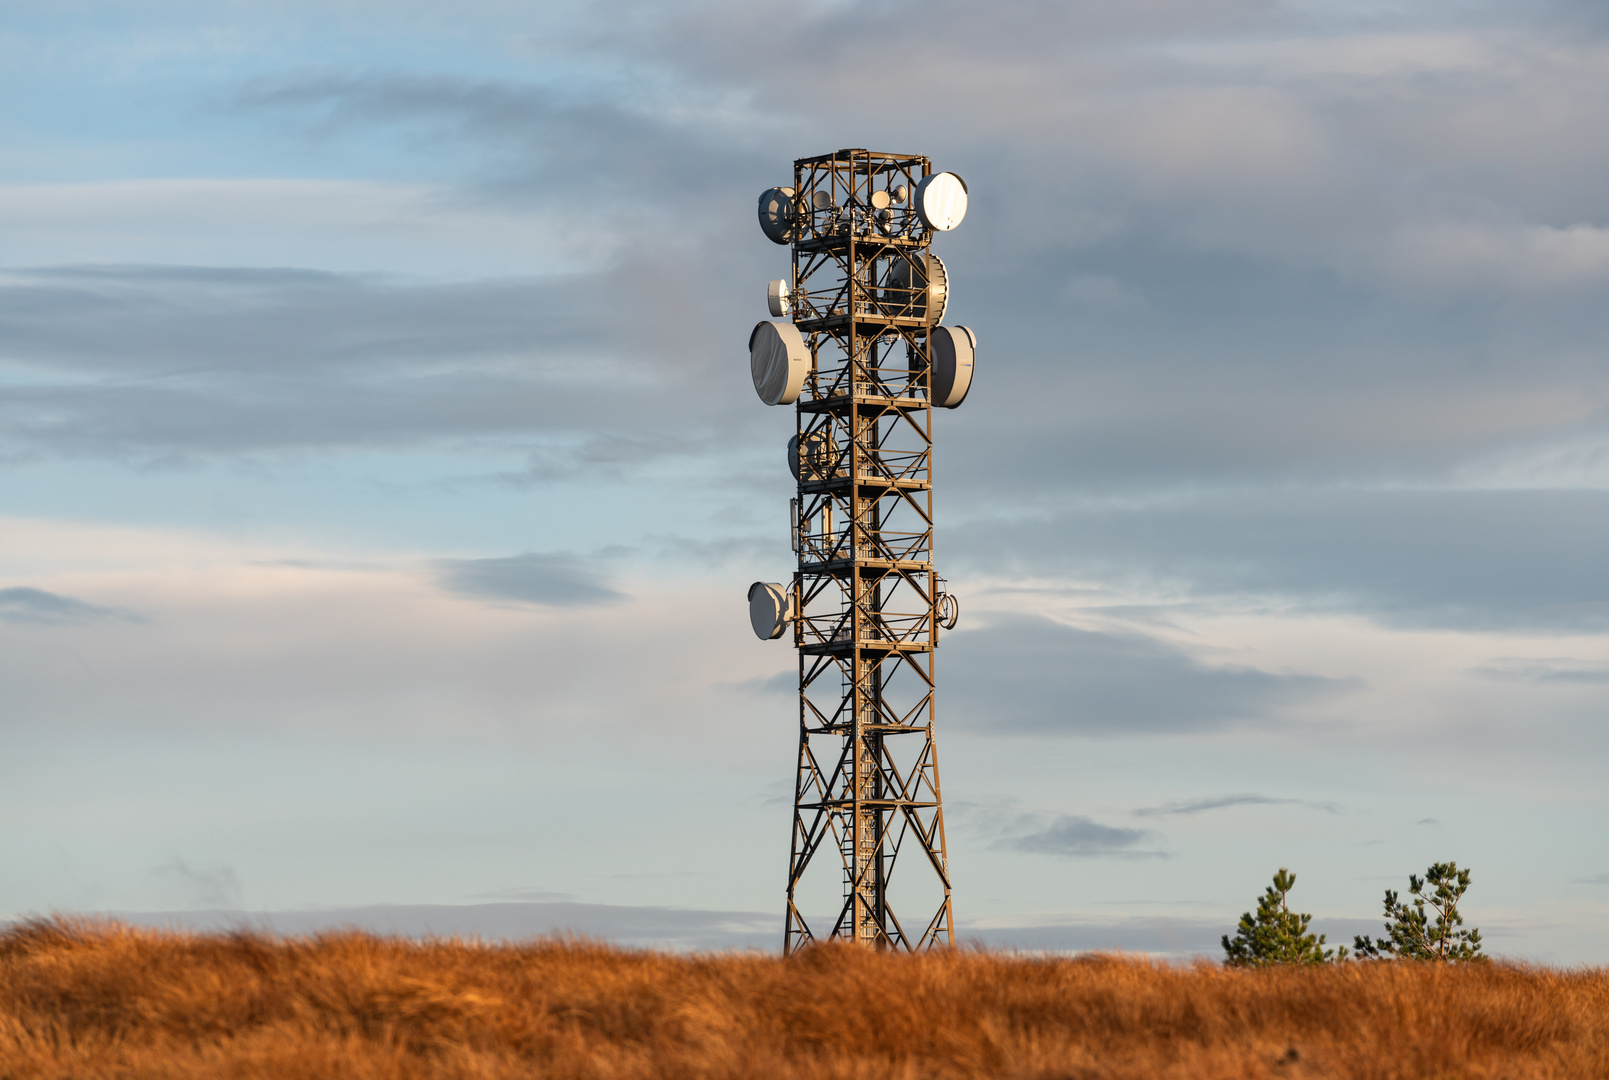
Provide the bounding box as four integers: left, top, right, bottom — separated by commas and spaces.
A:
1353, 860, 1485, 962
1222, 868, 1345, 966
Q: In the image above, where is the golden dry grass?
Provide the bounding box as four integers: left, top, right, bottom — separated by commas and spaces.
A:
1, 919, 1606, 1079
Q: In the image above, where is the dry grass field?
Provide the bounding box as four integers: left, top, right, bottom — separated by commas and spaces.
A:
2, 918, 1606, 1079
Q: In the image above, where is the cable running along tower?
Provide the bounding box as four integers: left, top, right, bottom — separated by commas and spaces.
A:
747, 149, 975, 953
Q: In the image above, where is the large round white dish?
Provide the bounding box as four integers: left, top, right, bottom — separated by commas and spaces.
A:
930, 324, 975, 408
749, 320, 811, 406
748, 581, 793, 640
915, 172, 968, 231
757, 187, 797, 245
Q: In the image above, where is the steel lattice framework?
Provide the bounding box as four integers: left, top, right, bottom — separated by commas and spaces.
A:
778, 149, 955, 953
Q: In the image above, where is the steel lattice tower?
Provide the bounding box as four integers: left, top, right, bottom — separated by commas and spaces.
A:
747, 149, 974, 953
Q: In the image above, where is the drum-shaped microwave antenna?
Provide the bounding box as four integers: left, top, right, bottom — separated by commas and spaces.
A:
758, 187, 798, 245
884, 254, 948, 322
768, 279, 791, 317
915, 172, 968, 231
750, 320, 811, 405
788, 430, 834, 481
930, 325, 975, 408
748, 581, 794, 639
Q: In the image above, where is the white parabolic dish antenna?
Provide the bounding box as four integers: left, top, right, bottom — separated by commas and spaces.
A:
748, 581, 793, 639
749, 320, 811, 405
930, 325, 976, 408
915, 172, 968, 231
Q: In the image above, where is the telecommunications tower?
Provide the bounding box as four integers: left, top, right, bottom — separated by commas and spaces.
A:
746, 149, 975, 952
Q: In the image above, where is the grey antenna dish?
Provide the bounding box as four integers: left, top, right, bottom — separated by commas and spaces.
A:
812, 190, 834, 210
883, 253, 948, 322
930, 324, 975, 408
747, 581, 794, 639
749, 320, 811, 405
870, 189, 892, 211
758, 187, 798, 245
937, 591, 959, 630
915, 172, 968, 231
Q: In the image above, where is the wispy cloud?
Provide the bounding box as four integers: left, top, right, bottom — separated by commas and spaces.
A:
944, 616, 1347, 736
1474, 658, 1609, 684
434, 552, 624, 607
0, 587, 141, 626
1001, 814, 1167, 860
1133, 794, 1342, 817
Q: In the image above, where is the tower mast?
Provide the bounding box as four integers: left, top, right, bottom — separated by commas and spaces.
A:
748, 148, 974, 952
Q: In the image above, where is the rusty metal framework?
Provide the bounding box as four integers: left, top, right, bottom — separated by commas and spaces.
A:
779, 149, 954, 953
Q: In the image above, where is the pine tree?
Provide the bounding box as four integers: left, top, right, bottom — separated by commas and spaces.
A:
1353, 860, 1485, 962
1222, 868, 1344, 967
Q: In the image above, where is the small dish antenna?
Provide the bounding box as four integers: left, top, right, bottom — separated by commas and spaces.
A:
937, 591, 959, 630
869, 189, 892, 211
768, 279, 791, 317
915, 172, 968, 231
750, 321, 811, 405
892, 184, 908, 204
812, 190, 834, 210
758, 187, 798, 245
748, 581, 795, 639
930, 325, 975, 408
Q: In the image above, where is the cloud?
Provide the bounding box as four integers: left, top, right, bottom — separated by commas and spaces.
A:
942, 616, 1345, 735
1474, 658, 1609, 684
0, 587, 139, 626
0, 262, 748, 469
1132, 794, 1341, 817
948, 491, 1609, 633
1004, 814, 1166, 859
1573, 874, 1609, 886
434, 552, 624, 607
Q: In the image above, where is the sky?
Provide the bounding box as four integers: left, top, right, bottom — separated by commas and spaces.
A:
2, 0, 1607, 961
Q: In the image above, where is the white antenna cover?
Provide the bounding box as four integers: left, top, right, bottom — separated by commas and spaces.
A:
915, 172, 968, 231
767, 279, 791, 317
869, 189, 892, 211
748, 581, 794, 640
930, 324, 975, 408
758, 187, 797, 245
749, 321, 810, 405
